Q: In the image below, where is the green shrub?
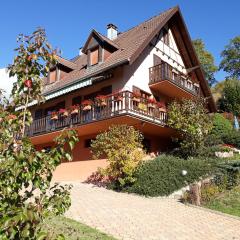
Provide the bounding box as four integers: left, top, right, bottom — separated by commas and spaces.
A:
222, 130, 240, 148
214, 161, 240, 189
124, 155, 215, 197
201, 183, 219, 203
167, 99, 213, 158
91, 125, 145, 188
211, 113, 233, 139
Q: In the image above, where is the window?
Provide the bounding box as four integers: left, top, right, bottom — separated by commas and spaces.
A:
90, 47, 99, 65
72, 96, 82, 105
48, 69, 57, 83
84, 139, 93, 148
162, 28, 169, 46
35, 109, 43, 119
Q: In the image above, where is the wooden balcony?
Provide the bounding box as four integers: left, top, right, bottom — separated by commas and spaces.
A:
26, 91, 167, 138
149, 62, 199, 99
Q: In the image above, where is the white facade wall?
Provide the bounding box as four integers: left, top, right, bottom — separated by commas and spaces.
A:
122, 28, 190, 94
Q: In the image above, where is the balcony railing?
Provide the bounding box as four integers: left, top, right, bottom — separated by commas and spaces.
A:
149, 62, 199, 95
26, 91, 167, 137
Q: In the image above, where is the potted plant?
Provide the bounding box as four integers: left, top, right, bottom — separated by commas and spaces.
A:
82, 100, 93, 111
51, 111, 58, 120
114, 92, 123, 101
95, 95, 107, 107
147, 98, 157, 108
132, 92, 141, 103
157, 102, 167, 112
138, 102, 147, 111
59, 108, 69, 117
69, 105, 79, 115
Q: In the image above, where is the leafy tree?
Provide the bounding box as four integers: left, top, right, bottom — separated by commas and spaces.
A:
167, 98, 213, 157
219, 36, 240, 79
218, 79, 240, 116
211, 113, 233, 138
0, 28, 78, 239
91, 125, 145, 188
192, 39, 218, 86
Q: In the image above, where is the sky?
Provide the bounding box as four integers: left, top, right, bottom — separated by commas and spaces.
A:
0, 0, 239, 87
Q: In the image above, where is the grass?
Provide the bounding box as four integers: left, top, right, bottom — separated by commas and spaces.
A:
42, 216, 116, 240
204, 186, 240, 218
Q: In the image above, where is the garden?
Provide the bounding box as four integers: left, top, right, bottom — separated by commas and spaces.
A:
88, 98, 240, 217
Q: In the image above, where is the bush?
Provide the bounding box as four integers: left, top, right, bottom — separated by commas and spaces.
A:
91, 125, 145, 188
222, 130, 240, 148
200, 183, 220, 203
211, 113, 233, 139
167, 99, 213, 158
214, 160, 240, 190
124, 155, 215, 197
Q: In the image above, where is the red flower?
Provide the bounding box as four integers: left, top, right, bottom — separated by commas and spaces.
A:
51, 111, 58, 116
70, 105, 79, 110
157, 102, 166, 108
148, 98, 157, 104
24, 79, 32, 88
96, 95, 106, 100
81, 100, 93, 105
59, 108, 67, 113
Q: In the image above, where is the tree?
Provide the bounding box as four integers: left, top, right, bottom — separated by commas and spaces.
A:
167, 98, 212, 157
218, 79, 240, 116
192, 39, 218, 86
219, 36, 240, 79
91, 125, 145, 188
0, 28, 78, 239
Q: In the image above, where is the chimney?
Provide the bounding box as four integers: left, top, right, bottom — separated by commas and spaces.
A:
107, 23, 118, 40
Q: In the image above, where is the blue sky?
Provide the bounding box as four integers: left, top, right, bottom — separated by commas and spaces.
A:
0, 0, 239, 81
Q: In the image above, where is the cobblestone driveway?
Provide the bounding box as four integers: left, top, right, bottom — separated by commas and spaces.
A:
65, 183, 240, 240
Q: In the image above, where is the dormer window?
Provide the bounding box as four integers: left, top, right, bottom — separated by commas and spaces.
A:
90, 47, 99, 66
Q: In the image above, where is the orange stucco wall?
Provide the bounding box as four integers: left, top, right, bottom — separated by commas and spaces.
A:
37, 132, 173, 181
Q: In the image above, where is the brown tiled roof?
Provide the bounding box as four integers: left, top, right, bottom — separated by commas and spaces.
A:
56, 56, 77, 69
43, 6, 178, 95
82, 29, 120, 53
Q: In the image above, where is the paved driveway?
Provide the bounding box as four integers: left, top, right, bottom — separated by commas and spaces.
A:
65, 183, 240, 240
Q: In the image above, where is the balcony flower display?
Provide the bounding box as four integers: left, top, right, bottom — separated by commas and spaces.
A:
138, 102, 147, 111
81, 100, 93, 111
51, 111, 58, 120
157, 101, 167, 112
69, 105, 79, 115
59, 108, 69, 117
95, 95, 107, 107
147, 98, 157, 108
113, 90, 123, 101
132, 92, 141, 103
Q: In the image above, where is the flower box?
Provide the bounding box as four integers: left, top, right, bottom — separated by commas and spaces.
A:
157, 102, 167, 112
51, 112, 58, 120
69, 105, 79, 115
82, 100, 93, 111
83, 105, 92, 111
96, 95, 107, 107
132, 92, 141, 103
147, 98, 157, 108
115, 95, 123, 101
59, 108, 69, 117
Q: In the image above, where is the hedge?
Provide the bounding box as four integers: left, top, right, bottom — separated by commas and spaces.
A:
124, 155, 215, 197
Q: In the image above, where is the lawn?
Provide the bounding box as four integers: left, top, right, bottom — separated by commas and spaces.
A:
204, 186, 240, 218
42, 216, 116, 240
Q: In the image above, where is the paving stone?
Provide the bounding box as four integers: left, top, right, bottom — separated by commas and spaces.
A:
65, 182, 240, 240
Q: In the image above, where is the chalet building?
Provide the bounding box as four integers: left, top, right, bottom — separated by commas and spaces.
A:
27, 6, 216, 180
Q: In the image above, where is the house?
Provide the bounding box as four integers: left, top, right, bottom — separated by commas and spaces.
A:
26, 6, 216, 180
